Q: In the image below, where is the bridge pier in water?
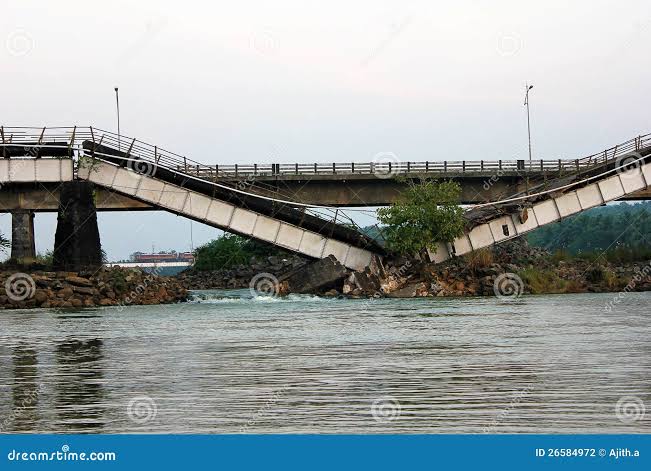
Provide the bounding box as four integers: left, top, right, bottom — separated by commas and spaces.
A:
10, 210, 36, 264
53, 181, 103, 271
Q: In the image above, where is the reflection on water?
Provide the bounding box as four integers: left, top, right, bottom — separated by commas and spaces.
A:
0, 290, 649, 433
54, 338, 105, 432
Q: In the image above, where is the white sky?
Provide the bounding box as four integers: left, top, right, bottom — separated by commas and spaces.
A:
2, 0, 650, 260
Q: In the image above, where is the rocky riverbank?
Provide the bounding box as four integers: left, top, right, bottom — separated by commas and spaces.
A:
176, 255, 308, 290
0, 266, 188, 310
337, 239, 651, 298
171, 238, 651, 300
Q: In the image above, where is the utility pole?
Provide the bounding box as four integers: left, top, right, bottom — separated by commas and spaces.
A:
524, 83, 534, 162
114, 87, 121, 151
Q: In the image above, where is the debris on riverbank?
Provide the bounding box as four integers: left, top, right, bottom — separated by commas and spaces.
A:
0, 266, 188, 310
230, 239, 651, 299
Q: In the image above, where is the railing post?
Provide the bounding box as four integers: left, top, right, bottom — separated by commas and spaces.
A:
425, 161, 429, 172
254, 163, 257, 175
67, 126, 76, 158
295, 163, 298, 175
444, 161, 447, 172
235, 164, 238, 177
1, 126, 6, 158
462, 161, 465, 172
480, 160, 484, 171
407, 161, 411, 172
314, 163, 317, 174
540, 160, 543, 171
575, 159, 579, 171
351, 162, 355, 173
332, 163, 336, 174
499, 160, 502, 170
184, 157, 187, 172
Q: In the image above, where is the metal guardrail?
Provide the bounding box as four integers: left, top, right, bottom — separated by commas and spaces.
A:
1, 126, 650, 180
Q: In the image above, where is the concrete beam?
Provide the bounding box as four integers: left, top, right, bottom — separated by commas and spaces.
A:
0, 185, 154, 212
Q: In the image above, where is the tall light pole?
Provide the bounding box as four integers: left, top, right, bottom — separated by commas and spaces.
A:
114, 87, 121, 150
524, 84, 533, 162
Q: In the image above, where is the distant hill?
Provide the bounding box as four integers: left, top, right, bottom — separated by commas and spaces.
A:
527, 201, 651, 255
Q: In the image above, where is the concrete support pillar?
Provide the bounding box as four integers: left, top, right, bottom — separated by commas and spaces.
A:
11, 210, 36, 264
53, 182, 103, 272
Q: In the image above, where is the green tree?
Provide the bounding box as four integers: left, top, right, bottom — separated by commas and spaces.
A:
376, 179, 465, 255
193, 233, 285, 271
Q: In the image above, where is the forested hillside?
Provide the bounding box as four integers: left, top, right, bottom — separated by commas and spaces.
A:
527, 201, 651, 256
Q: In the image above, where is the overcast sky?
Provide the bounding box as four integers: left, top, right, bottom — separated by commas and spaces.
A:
2, 0, 650, 260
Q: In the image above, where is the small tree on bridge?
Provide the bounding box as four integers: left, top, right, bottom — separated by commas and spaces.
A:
377, 179, 465, 256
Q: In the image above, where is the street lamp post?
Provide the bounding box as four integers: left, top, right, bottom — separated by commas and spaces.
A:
524, 84, 533, 162
114, 87, 121, 151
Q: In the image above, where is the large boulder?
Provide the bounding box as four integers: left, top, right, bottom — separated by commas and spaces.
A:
285, 255, 348, 294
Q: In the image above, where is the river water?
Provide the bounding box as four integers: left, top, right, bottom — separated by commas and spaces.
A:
0, 291, 649, 434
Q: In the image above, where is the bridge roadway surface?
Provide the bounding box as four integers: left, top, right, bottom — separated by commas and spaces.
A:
1, 126, 650, 269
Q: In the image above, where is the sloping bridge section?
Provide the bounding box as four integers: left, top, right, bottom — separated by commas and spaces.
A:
427, 137, 651, 263
77, 159, 378, 270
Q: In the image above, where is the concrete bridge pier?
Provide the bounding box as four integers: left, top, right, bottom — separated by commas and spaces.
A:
10, 210, 36, 264
53, 181, 103, 272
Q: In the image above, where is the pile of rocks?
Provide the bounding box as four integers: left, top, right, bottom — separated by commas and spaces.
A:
177, 255, 307, 290
283, 239, 651, 298
0, 266, 188, 310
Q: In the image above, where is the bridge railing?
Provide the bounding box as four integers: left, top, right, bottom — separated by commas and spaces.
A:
178, 158, 600, 179
2, 126, 650, 180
